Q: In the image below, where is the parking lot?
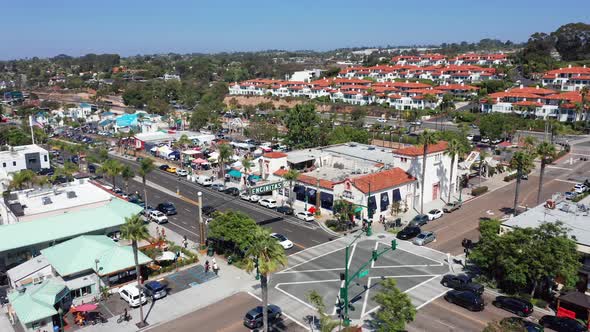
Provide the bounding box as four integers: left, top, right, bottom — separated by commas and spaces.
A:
266, 233, 450, 325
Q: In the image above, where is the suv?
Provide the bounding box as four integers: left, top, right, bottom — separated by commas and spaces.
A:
259, 198, 278, 209
492, 296, 533, 317
118, 284, 147, 307
202, 205, 217, 216
574, 183, 588, 194
157, 202, 177, 215
539, 315, 587, 332
244, 305, 282, 329
143, 281, 167, 300
441, 274, 484, 295
409, 214, 429, 227
149, 210, 168, 224
443, 201, 461, 213
396, 226, 421, 240
276, 205, 294, 215
444, 290, 485, 311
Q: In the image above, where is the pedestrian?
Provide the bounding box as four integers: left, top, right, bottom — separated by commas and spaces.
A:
212, 261, 219, 275
155, 225, 160, 238
182, 235, 188, 249
205, 260, 210, 273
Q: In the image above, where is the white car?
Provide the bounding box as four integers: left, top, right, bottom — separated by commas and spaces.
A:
481, 137, 490, 144
149, 210, 168, 224
377, 118, 387, 123
270, 233, 293, 249
259, 198, 278, 209
296, 211, 315, 222
176, 169, 188, 177
574, 183, 588, 194
239, 192, 261, 202
427, 209, 444, 221
118, 284, 147, 307
466, 134, 474, 141
491, 138, 502, 145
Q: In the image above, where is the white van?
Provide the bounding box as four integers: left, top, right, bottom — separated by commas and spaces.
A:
196, 175, 213, 186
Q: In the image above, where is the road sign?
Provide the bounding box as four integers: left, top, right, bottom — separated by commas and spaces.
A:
358, 269, 369, 279
249, 181, 284, 195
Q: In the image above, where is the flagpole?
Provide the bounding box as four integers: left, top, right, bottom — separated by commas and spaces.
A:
29, 115, 35, 145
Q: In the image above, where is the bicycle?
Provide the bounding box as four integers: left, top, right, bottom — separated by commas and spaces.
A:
116, 311, 132, 324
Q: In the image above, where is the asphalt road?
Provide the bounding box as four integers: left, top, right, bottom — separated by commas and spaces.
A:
107, 153, 335, 253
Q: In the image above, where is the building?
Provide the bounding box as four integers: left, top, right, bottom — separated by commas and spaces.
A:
0, 145, 50, 181
264, 142, 455, 222
290, 69, 323, 82
542, 65, 590, 91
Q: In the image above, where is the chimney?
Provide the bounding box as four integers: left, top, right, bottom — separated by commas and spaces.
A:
568, 64, 572, 68
536, 85, 539, 89
520, 84, 524, 89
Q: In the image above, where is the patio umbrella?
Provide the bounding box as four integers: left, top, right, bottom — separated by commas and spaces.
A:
73, 303, 98, 312
192, 158, 207, 164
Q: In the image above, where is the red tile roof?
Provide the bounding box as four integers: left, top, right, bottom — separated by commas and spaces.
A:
264, 152, 287, 159
394, 141, 449, 156
352, 168, 416, 194
272, 169, 337, 190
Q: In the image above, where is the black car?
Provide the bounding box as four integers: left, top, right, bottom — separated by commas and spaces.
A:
539, 315, 587, 332
37, 167, 55, 176
444, 290, 485, 311
409, 214, 429, 227
51, 175, 68, 184
396, 226, 421, 240
493, 296, 533, 317
222, 187, 240, 196
202, 205, 216, 216
276, 205, 294, 215
159, 164, 170, 171
441, 274, 484, 295
157, 202, 177, 215
244, 304, 282, 329
499, 317, 543, 332
88, 164, 96, 173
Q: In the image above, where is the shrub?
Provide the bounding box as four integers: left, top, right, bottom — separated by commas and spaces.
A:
471, 186, 488, 196
504, 173, 517, 182
326, 219, 347, 232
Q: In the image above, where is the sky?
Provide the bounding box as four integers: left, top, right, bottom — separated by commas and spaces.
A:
1, 0, 589, 60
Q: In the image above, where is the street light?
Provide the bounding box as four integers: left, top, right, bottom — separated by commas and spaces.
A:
197, 191, 206, 250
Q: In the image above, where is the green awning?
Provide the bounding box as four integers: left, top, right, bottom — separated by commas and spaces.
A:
354, 207, 363, 213
228, 169, 242, 178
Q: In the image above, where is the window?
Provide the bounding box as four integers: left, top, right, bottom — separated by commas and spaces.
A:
44, 155, 48, 162
70, 285, 93, 299
400, 157, 408, 163
12, 161, 16, 166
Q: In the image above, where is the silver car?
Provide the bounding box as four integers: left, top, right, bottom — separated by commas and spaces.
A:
413, 231, 436, 246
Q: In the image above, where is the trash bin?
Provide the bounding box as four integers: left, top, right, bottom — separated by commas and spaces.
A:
207, 246, 214, 257
227, 256, 233, 265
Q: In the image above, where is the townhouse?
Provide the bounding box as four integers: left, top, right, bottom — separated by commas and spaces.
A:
541, 65, 590, 92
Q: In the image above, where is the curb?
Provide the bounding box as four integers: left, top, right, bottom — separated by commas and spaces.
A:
315, 219, 343, 238
484, 288, 555, 316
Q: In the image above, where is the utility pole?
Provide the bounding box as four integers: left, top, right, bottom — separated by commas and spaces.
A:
197, 191, 206, 249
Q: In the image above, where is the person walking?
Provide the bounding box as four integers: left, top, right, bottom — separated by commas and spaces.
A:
212, 261, 219, 276
182, 235, 188, 249
205, 260, 210, 273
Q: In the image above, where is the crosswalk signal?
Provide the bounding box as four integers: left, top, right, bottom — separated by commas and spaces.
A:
391, 239, 397, 250
372, 250, 378, 262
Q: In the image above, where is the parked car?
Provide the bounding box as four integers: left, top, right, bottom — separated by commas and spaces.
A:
409, 214, 429, 227
276, 205, 294, 215
38, 167, 55, 176
574, 183, 588, 194
176, 169, 188, 177
444, 290, 485, 311
539, 315, 587, 332
222, 187, 240, 196
377, 118, 387, 123
202, 205, 217, 216
466, 134, 474, 141
481, 137, 490, 144
427, 209, 443, 221
413, 231, 436, 246
118, 284, 147, 307
196, 175, 213, 186
148, 210, 168, 224
441, 274, 484, 295
492, 296, 533, 317
443, 202, 461, 213
244, 305, 282, 329
499, 317, 543, 332
270, 233, 293, 249
157, 202, 177, 215
491, 138, 502, 145
143, 280, 167, 300
565, 191, 577, 200
159, 164, 170, 171
165, 166, 177, 173
296, 211, 315, 222
396, 226, 421, 240
248, 194, 261, 202
128, 195, 145, 207
87, 164, 96, 173
211, 183, 226, 191
239, 192, 252, 201
259, 198, 278, 209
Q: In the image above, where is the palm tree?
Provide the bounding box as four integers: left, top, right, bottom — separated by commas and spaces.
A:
418, 130, 438, 214
9, 169, 37, 190
99, 158, 123, 189
283, 169, 300, 207
445, 139, 462, 203
244, 227, 287, 332
121, 165, 135, 194
217, 143, 233, 179
522, 136, 537, 154
510, 151, 535, 215
137, 158, 155, 208
120, 214, 150, 327
536, 142, 556, 204
241, 156, 252, 174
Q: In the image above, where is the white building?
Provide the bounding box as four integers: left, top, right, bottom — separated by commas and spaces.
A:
290, 69, 324, 82
0, 144, 50, 179
542, 65, 590, 92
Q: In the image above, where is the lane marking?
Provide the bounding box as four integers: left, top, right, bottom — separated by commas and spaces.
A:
279, 246, 346, 273
548, 166, 574, 171
555, 178, 579, 184
416, 289, 449, 310
184, 208, 192, 213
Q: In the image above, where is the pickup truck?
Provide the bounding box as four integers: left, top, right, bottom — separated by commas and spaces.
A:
443, 201, 462, 213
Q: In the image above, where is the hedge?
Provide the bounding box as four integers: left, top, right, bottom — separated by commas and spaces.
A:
504, 173, 517, 182
471, 186, 488, 196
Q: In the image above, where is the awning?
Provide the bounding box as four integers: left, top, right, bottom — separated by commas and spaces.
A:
354, 206, 363, 213
155, 251, 176, 261
228, 169, 242, 178
192, 158, 208, 164
72, 303, 98, 312
248, 175, 261, 180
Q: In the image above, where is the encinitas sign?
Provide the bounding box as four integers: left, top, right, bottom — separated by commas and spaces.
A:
249, 182, 284, 195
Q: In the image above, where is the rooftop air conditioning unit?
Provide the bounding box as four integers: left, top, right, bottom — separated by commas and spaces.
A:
66, 191, 77, 199
42, 197, 52, 205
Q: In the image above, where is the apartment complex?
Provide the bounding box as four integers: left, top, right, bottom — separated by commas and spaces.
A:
541, 65, 590, 92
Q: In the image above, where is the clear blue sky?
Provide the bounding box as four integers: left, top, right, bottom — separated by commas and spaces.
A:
1, 0, 589, 60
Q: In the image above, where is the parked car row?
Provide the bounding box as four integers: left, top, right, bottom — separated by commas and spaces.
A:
118, 281, 168, 307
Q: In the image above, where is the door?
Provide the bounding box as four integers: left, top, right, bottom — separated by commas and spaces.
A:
432, 183, 440, 200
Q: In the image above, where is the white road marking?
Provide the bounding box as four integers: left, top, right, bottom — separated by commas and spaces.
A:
283, 228, 293, 233
548, 166, 574, 171
416, 288, 449, 310
184, 208, 192, 213
279, 246, 346, 273
555, 178, 579, 184
347, 243, 356, 270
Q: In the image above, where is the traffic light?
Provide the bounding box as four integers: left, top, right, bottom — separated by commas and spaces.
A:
365, 220, 372, 236
372, 250, 378, 262
391, 239, 397, 250
340, 273, 345, 281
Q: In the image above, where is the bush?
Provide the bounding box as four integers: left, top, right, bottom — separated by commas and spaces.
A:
471, 186, 488, 196
504, 173, 517, 182
531, 298, 548, 309
326, 219, 348, 232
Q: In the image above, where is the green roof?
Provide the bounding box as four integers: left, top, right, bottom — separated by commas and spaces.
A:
41, 235, 152, 277
8, 279, 67, 324
0, 198, 143, 253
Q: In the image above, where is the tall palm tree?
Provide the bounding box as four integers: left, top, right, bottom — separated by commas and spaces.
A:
241, 156, 252, 174
245, 227, 287, 332
121, 165, 135, 194
445, 139, 462, 203
418, 130, 438, 214
536, 142, 556, 204
9, 169, 37, 190
217, 143, 233, 179
283, 169, 300, 207
137, 158, 155, 208
120, 214, 150, 327
99, 158, 123, 189
510, 151, 535, 215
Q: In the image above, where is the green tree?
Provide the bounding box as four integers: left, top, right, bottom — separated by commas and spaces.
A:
371, 278, 416, 332
244, 227, 287, 332
241, 156, 253, 174
120, 214, 150, 327
327, 126, 369, 145
283, 169, 300, 207
306, 290, 340, 332
99, 158, 123, 189
137, 158, 155, 209
208, 211, 259, 251
483, 318, 529, 332
510, 151, 535, 215
217, 143, 233, 179
445, 139, 462, 203
536, 142, 556, 204
189, 106, 211, 130
284, 103, 321, 148
9, 169, 37, 190
121, 165, 135, 194
418, 130, 438, 214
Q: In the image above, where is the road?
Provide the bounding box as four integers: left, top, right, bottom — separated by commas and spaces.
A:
147, 292, 305, 332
